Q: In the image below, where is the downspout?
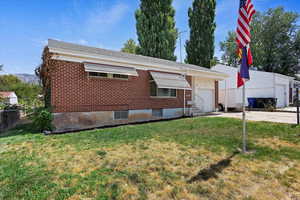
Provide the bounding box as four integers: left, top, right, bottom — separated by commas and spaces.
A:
183, 72, 187, 116
273, 73, 276, 104
225, 79, 228, 112
184, 84, 186, 116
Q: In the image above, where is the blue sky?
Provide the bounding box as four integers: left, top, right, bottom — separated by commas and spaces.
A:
0, 0, 299, 74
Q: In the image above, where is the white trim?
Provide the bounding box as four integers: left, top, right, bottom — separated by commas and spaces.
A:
150, 71, 192, 91
84, 63, 138, 76
51, 54, 227, 80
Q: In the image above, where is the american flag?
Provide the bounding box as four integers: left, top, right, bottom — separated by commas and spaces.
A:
236, 0, 256, 88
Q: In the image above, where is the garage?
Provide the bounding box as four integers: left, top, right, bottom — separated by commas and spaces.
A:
276, 85, 286, 108
192, 77, 216, 113
194, 89, 215, 112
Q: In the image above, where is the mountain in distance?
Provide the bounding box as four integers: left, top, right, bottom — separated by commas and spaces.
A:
14, 73, 40, 84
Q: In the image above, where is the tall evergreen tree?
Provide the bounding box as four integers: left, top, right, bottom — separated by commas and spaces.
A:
135, 0, 178, 61
186, 0, 216, 68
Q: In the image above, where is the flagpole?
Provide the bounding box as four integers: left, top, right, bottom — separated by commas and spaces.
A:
242, 83, 247, 153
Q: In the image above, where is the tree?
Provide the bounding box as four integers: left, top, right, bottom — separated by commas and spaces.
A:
211, 56, 220, 67
135, 0, 178, 61
219, 31, 239, 67
186, 0, 216, 68
295, 30, 300, 60
0, 64, 3, 71
220, 7, 299, 76
121, 39, 138, 54
0, 75, 42, 107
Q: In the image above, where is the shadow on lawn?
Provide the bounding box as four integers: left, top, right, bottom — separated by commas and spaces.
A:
0, 123, 40, 138
188, 151, 239, 183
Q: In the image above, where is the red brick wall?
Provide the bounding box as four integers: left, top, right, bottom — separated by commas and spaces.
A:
50, 60, 192, 113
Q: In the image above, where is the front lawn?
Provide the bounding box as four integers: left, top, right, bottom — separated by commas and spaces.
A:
0, 117, 300, 200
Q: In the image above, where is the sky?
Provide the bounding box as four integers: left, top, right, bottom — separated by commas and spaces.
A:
0, 0, 299, 75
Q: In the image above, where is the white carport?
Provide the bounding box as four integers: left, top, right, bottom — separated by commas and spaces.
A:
212, 64, 294, 109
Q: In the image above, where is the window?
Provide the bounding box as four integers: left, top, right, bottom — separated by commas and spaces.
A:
88, 72, 128, 80
150, 78, 177, 97
89, 72, 108, 78
113, 74, 128, 79
114, 111, 129, 120
152, 109, 163, 117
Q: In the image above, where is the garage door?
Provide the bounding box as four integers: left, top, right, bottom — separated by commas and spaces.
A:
194, 89, 215, 112
276, 85, 286, 108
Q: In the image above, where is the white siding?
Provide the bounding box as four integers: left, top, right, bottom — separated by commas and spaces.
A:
212, 65, 293, 108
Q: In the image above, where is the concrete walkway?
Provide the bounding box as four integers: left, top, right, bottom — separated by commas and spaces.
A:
276, 107, 297, 113
209, 111, 298, 124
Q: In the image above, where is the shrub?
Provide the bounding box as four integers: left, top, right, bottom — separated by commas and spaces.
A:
30, 107, 53, 132
263, 99, 276, 112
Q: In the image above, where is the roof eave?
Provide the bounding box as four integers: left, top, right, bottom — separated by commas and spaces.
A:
49, 47, 228, 80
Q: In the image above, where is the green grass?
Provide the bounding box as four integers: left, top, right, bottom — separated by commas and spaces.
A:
0, 117, 300, 199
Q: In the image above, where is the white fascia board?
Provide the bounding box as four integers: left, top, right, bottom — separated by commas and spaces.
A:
186, 69, 229, 80
49, 47, 182, 71
51, 54, 183, 74
274, 73, 295, 81
49, 48, 228, 80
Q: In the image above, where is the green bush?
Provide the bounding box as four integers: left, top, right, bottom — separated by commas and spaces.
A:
30, 108, 54, 132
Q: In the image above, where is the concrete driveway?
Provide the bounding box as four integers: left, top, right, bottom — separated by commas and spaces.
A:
210, 111, 298, 124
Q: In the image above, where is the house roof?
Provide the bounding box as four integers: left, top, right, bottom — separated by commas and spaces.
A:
48, 39, 228, 80
0, 91, 16, 98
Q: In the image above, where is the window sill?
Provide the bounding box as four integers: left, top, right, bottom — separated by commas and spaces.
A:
150, 96, 177, 99
88, 76, 128, 81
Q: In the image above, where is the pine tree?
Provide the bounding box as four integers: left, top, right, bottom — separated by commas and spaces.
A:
135, 0, 178, 61
186, 0, 216, 68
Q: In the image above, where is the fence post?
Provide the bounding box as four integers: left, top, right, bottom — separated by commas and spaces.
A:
297, 88, 299, 125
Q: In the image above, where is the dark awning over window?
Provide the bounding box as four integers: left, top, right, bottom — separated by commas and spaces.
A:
150, 71, 192, 90
84, 63, 138, 76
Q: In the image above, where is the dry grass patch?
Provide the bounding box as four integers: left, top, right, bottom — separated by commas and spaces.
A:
256, 137, 300, 150
2, 118, 300, 199
15, 139, 298, 199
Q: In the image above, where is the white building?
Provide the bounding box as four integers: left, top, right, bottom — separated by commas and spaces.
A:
212, 65, 294, 109
0, 92, 18, 105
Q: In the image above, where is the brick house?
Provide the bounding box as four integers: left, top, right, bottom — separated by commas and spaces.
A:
44, 39, 227, 132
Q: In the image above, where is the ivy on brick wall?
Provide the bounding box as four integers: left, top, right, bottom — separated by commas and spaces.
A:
35, 47, 55, 108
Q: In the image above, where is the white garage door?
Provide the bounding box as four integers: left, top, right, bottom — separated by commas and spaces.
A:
194, 89, 215, 112
276, 85, 286, 108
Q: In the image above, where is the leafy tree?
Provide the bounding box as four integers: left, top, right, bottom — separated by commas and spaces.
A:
211, 56, 220, 67
186, 0, 216, 68
295, 30, 300, 60
121, 39, 138, 54
135, 0, 178, 61
220, 7, 299, 76
219, 31, 239, 67
0, 75, 42, 108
